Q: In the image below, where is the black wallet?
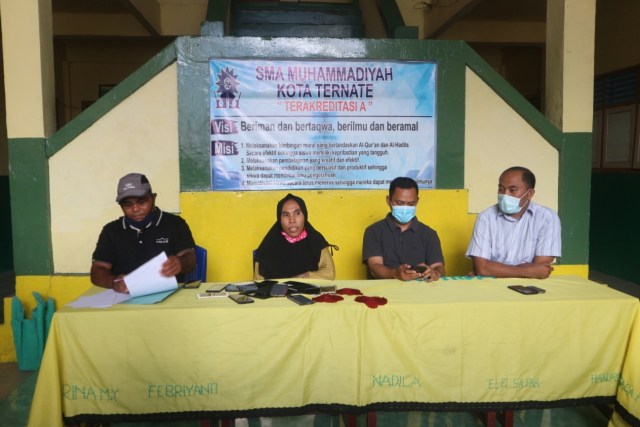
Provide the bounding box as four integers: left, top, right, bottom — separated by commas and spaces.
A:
284, 280, 321, 294
248, 280, 280, 299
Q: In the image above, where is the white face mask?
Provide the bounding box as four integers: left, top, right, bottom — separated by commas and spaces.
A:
498, 190, 530, 215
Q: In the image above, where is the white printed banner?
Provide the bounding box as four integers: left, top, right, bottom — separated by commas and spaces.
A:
210, 60, 436, 190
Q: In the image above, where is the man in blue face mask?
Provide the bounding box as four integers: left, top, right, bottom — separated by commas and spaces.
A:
466, 166, 561, 279
362, 177, 445, 281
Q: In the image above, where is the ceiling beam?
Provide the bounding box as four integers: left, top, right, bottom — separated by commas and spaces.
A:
120, 0, 160, 36
423, 0, 483, 39
440, 20, 545, 44
52, 13, 150, 37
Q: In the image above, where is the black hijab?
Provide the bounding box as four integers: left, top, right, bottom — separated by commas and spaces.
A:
255, 194, 330, 279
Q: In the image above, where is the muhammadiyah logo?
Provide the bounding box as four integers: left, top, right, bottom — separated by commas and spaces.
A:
215, 67, 240, 109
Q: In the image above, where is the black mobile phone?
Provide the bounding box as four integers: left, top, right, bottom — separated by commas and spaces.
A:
409, 265, 428, 273
527, 286, 546, 294
183, 280, 201, 289
229, 294, 254, 304
508, 285, 539, 295
257, 280, 278, 287
225, 281, 256, 292
287, 294, 315, 305
284, 281, 321, 294
236, 283, 259, 293
270, 284, 289, 297
206, 284, 226, 293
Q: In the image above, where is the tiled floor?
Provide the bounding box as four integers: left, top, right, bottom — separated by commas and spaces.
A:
1, 270, 637, 426
0, 363, 33, 401
0, 364, 36, 427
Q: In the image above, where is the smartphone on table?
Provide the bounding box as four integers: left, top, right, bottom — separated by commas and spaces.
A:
287, 294, 315, 305
226, 281, 258, 293
229, 294, 254, 304
508, 285, 542, 295
183, 280, 201, 289
206, 284, 227, 293
270, 284, 289, 297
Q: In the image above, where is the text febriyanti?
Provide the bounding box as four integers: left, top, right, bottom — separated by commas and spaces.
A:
256, 66, 393, 83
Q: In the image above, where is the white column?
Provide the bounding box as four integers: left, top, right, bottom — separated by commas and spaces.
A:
0, 0, 56, 138
545, 0, 596, 132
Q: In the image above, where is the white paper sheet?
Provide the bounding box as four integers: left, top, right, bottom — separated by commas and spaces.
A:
123, 251, 178, 297
66, 252, 179, 308
67, 289, 131, 308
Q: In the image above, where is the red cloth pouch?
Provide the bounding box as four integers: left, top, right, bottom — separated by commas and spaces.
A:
354, 296, 388, 309
313, 294, 344, 303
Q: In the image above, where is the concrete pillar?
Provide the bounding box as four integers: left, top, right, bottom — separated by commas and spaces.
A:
545, 0, 596, 132
0, 0, 56, 138
1, 0, 56, 276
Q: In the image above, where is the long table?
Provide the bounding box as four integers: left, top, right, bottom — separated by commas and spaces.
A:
27, 276, 640, 427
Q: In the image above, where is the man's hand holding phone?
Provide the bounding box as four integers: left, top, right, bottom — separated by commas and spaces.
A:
397, 264, 430, 281
411, 264, 436, 282
399, 264, 441, 282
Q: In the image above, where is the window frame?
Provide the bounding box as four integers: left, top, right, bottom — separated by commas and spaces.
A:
602, 104, 637, 169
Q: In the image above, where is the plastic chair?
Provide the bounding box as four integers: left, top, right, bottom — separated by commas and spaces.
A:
184, 245, 207, 282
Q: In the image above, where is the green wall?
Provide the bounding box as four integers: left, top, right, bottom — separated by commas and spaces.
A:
589, 172, 640, 285
9, 37, 590, 274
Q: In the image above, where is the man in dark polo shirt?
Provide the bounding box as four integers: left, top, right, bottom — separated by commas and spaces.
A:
362, 177, 445, 281
90, 173, 196, 293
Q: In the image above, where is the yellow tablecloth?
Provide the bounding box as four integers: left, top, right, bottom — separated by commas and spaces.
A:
616, 303, 640, 426
27, 276, 640, 427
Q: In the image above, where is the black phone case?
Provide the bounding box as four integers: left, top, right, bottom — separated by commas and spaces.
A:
183, 280, 201, 289
270, 284, 289, 297
229, 295, 254, 304
284, 281, 321, 294
236, 283, 259, 293
249, 281, 282, 299
287, 294, 315, 305
508, 285, 539, 295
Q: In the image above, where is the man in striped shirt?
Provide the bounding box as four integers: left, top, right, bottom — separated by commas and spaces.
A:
466, 166, 561, 279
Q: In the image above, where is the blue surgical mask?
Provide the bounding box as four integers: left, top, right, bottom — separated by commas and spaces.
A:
498, 190, 529, 215
391, 206, 416, 224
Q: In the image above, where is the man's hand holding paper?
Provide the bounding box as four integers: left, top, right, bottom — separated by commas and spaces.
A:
124, 252, 178, 297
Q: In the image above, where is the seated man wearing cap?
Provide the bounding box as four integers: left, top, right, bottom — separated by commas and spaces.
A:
90, 173, 197, 293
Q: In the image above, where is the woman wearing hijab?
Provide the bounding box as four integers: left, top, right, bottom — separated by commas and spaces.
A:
254, 193, 336, 280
